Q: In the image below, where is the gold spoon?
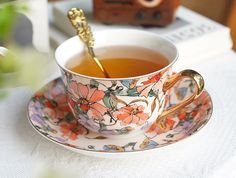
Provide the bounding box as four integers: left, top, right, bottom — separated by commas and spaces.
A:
67, 8, 110, 78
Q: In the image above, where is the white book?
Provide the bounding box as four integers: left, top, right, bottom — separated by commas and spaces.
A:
49, 0, 233, 66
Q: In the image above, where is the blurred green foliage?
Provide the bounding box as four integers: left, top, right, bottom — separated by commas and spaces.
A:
13, 46, 49, 88
0, 4, 18, 42
0, 46, 49, 89
0, 50, 16, 73
0, 0, 16, 2
0, 3, 28, 43
0, 2, 49, 99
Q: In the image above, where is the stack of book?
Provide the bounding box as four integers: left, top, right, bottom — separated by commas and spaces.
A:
49, 0, 233, 67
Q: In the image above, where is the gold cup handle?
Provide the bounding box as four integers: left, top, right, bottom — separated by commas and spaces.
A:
159, 69, 205, 118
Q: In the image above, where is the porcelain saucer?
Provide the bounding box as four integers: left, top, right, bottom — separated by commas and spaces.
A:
28, 78, 213, 158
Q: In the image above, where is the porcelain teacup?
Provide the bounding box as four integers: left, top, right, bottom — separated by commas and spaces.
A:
55, 29, 204, 137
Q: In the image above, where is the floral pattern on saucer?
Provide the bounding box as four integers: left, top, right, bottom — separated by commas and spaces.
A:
28, 78, 213, 153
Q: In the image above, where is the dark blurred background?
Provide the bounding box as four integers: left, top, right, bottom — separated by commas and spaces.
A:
48, 0, 236, 51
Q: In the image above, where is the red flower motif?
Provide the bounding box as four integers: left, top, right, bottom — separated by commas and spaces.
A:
193, 91, 210, 108
143, 72, 162, 85
44, 100, 54, 109
137, 72, 164, 98
178, 112, 186, 121
166, 116, 175, 127
43, 106, 65, 124
52, 94, 70, 112
34, 91, 44, 100
43, 86, 71, 123
113, 104, 149, 126
60, 122, 85, 140
69, 81, 108, 120
191, 110, 198, 117
193, 91, 211, 118
44, 84, 71, 112
147, 116, 175, 134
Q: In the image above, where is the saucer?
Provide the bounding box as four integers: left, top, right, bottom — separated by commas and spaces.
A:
28, 78, 213, 157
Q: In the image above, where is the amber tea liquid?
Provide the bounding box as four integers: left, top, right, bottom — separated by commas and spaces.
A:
66, 46, 169, 78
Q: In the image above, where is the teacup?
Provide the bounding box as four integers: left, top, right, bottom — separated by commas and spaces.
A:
55, 29, 204, 136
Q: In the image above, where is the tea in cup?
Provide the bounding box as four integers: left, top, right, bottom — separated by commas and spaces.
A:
55, 29, 204, 136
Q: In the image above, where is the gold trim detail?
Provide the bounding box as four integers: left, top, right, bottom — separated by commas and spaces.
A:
158, 69, 204, 119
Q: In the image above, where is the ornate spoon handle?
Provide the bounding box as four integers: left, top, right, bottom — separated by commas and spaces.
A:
68, 8, 110, 78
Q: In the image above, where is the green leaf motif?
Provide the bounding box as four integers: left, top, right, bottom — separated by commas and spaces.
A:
127, 87, 139, 96
99, 122, 107, 131
186, 115, 193, 122
116, 126, 134, 134
90, 79, 99, 88
103, 95, 117, 109
148, 89, 157, 97
126, 142, 137, 147
75, 105, 83, 114
123, 142, 137, 150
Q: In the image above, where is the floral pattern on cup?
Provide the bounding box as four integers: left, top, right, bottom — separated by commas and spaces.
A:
62, 69, 170, 135
112, 104, 149, 126
68, 81, 108, 120
28, 78, 213, 153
